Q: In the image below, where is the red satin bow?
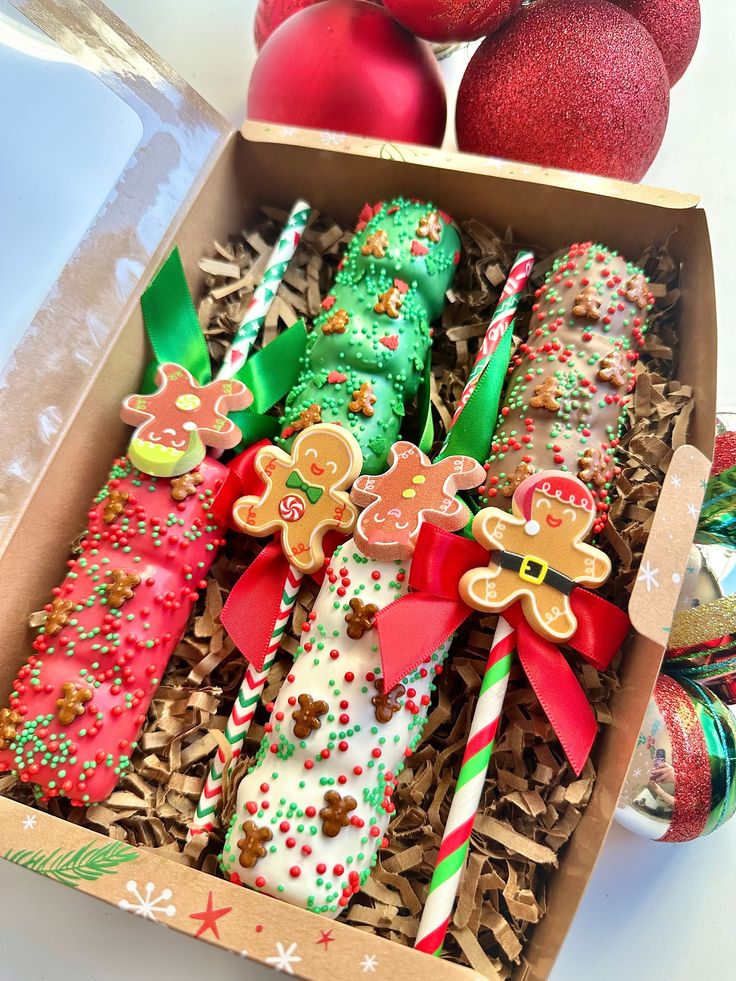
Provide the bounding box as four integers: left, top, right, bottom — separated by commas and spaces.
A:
375, 523, 630, 774
217, 440, 346, 670
211, 440, 271, 528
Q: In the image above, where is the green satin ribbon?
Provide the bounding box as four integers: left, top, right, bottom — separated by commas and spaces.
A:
437, 328, 512, 467
140, 248, 211, 392
286, 470, 324, 504
139, 248, 307, 448
417, 356, 434, 454
229, 319, 308, 448
433, 328, 514, 535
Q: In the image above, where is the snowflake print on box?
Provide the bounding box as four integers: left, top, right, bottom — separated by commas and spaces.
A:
119, 880, 176, 922
628, 446, 711, 643
637, 560, 660, 593
266, 942, 302, 974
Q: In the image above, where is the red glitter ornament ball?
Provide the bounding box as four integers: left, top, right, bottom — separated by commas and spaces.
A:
383, 0, 521, 43
611, 0, 700, 85
455, 0, 670, 182
248, 0, 447, 147
254, 0, 383, 50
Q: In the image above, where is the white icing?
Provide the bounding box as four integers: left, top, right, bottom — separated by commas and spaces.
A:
220, 538, 450, 915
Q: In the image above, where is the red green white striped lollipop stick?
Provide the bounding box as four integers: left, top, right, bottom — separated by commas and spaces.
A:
189, 566, 304, 837
415, 615, 516, 955
414, 255, 533, 942
446, 250, 534, 433
216, 199, 311, 381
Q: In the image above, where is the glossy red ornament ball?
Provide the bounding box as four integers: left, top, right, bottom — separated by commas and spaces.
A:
248, 0, 446, 147
611, 0, 700, 85
456, 0, 670, 182
254, 0, 383, 50
383, 0, 521, 43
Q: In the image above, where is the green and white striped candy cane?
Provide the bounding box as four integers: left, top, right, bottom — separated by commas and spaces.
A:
216, 199, 311, 381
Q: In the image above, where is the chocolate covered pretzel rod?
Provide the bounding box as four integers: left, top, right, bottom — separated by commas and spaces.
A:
220, 434, 484, 913
0, 203, 310, 803
0, 457, 230, 803
220, 538, 452, 913
279, 198, 460, 474
481, 242, 652, 532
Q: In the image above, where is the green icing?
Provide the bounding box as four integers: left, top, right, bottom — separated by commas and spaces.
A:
279, 198, 460, 474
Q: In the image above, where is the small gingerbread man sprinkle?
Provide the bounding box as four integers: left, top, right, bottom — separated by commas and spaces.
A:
170, 470, 204, 501
0, 707, 22, 749
282, 403, 322, 439
529, 377, 561, 412
292, 693, 328, 739
372, 680, 405, 724
500, 461, 536, 498
232, 424, 362, 574
417, 210, 442, 243
322, 309, 350, 335
104, 569, 141, 608
345, 597, 378, 640
320, 790, 357, 837
625, 273, 650, 309
348, 382, 377, 417
56, 682, 92, 725
44, 597, 74, 636
361, 230, 389, 258
578, 447, 611, 487
103, 490, 128, 525
597, 349, 628, 387
237, 820, 273, 868
374, 285, 404, 319
461, 471, 611, 642
572, 285, 602, 321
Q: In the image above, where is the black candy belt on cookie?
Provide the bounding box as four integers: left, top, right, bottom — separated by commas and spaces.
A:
489, 549, 576, 595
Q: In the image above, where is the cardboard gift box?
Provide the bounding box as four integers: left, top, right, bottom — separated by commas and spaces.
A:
0, 1, 716, 978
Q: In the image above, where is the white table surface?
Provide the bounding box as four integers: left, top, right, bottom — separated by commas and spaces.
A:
1, 2, 735, 979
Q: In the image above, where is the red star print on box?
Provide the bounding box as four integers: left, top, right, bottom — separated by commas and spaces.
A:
316, 929, 336, 950
351, 441, 485, 560
188, 890, 233, 939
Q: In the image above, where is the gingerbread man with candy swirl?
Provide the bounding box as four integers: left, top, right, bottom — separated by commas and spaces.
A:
232, 424, 362, 574
461, 471, 611, 643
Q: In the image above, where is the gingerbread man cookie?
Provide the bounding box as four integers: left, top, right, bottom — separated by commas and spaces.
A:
232, 424, 362, 574
460, 471, 611, 642
351, 441, 485, 560
121, 362, 252, 477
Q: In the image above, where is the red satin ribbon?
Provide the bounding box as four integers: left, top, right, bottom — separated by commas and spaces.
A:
216, 441, 347, 669
221, 531, 348, 670
221, 540, 292, 669
211, 440, 270, 527
375, 523, 630, 774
